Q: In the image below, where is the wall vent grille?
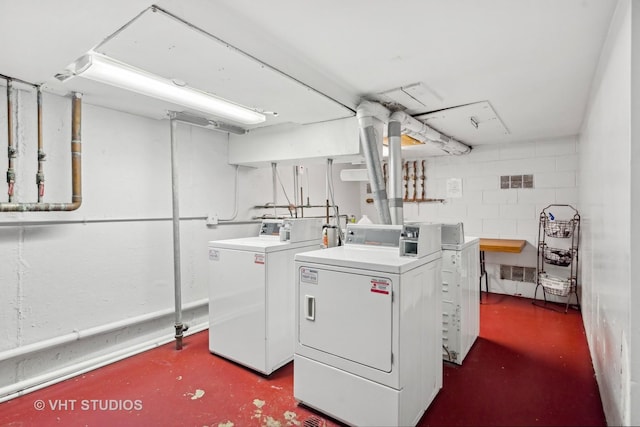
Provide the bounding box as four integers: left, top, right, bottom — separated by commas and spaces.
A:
500, 265, 536, 283
501, 174, 534, 189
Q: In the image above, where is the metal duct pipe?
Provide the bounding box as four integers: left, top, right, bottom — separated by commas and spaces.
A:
387, 120, 403, 224
356, 101, 391, 224
0, 92, 82, 212
169, 116, 185, 350
389, 110, 471, 155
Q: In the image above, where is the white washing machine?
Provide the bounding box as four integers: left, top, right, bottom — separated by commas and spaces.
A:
293, 223, 442, 427
208, 218, 322, 375
441, 227, 480, 365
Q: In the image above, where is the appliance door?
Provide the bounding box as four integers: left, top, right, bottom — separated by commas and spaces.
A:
209, 247, 266, 371
298, 266, 393, 372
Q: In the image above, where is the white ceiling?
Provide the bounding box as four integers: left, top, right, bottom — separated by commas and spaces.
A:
0, 0, 618, 152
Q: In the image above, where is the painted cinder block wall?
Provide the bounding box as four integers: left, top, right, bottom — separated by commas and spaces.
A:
361, 136, 579, 301
578, 1, 638, 425
0, 91, 362, 400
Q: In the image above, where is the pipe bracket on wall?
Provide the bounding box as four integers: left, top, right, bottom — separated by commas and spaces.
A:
0, 78, 82, 212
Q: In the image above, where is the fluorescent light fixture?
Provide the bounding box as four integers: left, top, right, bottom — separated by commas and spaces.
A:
73, 53, 266, 125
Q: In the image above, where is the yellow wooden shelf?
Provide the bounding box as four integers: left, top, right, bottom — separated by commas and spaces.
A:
479, 238, 526, 253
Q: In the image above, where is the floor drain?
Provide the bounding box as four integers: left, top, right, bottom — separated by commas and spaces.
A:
303, 416, 323, 427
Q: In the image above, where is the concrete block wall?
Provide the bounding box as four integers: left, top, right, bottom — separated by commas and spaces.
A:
0, 91, 362, 401
362, 135, 579, 300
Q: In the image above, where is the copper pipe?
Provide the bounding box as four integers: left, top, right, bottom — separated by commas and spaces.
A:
383, 162, 388, 186
70, 93, 82, 207
403, 161, 409, 201
420, 160, 426, 201
326, 199, 330, 223
407, 159, 444, 203
412, 161, 418, 202
6, 79, 16, 202
0, 92, 82, 212
36, 87, 45, 202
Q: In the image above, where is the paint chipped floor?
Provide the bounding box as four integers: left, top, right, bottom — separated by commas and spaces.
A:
0, 331, 337, 427
0, 294, 605, 426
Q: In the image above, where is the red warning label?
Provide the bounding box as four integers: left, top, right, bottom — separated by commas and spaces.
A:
370, 278, 391, 295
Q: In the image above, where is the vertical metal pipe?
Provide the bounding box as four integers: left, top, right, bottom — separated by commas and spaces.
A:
388, 121, 403, 224
358, 124, 391, 224
420, 160, 426, 201
300, 187, 304, 218
169, 117, 184, 350
326, 199, 330, 224
0, 89, 82, 211
412, 161, 418, 202
271, 162, 277, 217
70, 93, 82, 208
292, 165, 299, 217
36, 87, 45, 202
6, 79, 16, 202
325, 158, 330, 205
325, 158, 332, 223
356, 102, 391, 225
403, 162, 409, 201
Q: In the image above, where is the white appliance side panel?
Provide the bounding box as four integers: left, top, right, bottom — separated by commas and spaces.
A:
460, 241, 480, 363
441, 241, 480, 365
442, 300, 458, 361
294, 355, 403, 427
297, 265, 393, 373
208, 247, 266, 372
265, 244, 320, 372
398, 259, 442, 419
442, 250, 462, 363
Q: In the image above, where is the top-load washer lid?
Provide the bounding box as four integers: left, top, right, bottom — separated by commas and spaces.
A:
295, 245, 439, 274
297, 223, 440, 273
208, 236, 318, 253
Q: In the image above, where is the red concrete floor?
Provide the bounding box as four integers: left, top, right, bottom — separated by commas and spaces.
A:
0, 293, 605, 427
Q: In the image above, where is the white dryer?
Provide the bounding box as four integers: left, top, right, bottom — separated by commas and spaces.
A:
441, 229, 480, 365
208, 218, 322, 375
294, 223, 442, 427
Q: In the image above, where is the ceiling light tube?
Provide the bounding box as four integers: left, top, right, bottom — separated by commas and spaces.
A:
74, 53, 265, 125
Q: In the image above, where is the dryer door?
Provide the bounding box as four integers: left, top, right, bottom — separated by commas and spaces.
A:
298, 266, 393, 372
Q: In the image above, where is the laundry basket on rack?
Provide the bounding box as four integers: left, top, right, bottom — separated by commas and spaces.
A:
539, 273, 573, 297
543, 247, 573, 267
